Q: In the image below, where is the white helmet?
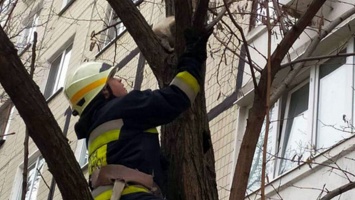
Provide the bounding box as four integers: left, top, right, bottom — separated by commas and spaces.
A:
64, 62, 116, 116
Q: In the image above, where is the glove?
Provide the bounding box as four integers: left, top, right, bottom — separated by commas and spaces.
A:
182, 27, 213, 63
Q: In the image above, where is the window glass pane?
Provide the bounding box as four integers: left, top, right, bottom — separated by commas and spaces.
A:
44, 56, 60, 98
61, 0, 71, 9
43, 44, 72, 99
21, 156, 44, 200
317, 56, 352, 149
247, 102, 278, 192
18, 14, 38, 52
0, 101, 12, 139
104, 9, 126, 46
279, 83, 310, 174
250, 1, 276, 28
26, 15, 38, 44
79, 150, 88, 167
0, 0, 12, 26
56, 45, 72, 90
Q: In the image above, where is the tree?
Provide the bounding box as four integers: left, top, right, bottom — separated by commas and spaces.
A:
0, 27, 93, 199
107, 0, 219, 199
0, 0, 220, 199
0, 1, 93, 199
4, 0, 355, 199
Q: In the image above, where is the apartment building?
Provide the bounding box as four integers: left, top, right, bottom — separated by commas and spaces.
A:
0, 0, 239, 199
239, 0, 355, 199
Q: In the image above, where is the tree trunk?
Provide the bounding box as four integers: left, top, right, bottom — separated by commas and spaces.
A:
161, 89, 218, 200
0, 27, 92, 200
108, 1, 218, 199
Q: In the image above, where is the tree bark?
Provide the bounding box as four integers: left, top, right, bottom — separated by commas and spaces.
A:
0, 27, 92, 200
108, 0, 218, 199
229, 0, 327, 199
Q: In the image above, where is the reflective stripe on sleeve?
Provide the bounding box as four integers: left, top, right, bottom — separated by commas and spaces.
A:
144, 127, 158, 134
170, 71, 200, 103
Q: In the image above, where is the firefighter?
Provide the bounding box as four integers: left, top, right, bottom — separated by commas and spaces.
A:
64, 27, 212, 200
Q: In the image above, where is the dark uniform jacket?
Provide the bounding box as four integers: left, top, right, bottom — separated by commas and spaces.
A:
74, 56, 202, 199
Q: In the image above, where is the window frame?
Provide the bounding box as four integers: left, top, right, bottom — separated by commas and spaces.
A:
75, 139, 88, 168
17, 13, 39, 54
43, 43, 73, 99
242, 38, 355, 192
276, 80, 311, 175
247, 101, 280, 193
102, 7, 127, 48
11, 152, 45, 200
314, 44, 354, 150
58, 0, 75, 15
0, 100, 14, 144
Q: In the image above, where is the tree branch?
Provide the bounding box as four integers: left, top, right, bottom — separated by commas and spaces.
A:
0, 23, 92, 200
320, 182, 355, 200
280, 52, 355, 68
222, 0, 259, 91
107, 0, 167, 74
270, 6, 355, 105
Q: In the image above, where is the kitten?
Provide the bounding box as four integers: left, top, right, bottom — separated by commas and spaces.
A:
152, 16, 175, 52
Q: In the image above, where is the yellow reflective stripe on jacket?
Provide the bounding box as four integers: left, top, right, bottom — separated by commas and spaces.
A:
122, 185, 150, 195
94, 188, 112, 200
89, 144, 108, 175
145, 128, 158, 134
170, 71, 200, 103
88, 129, 120, 155
89, 119, 124, 146
93, 185, 150, 200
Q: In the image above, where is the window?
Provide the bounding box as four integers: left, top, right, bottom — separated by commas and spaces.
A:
61, 0, 73, 9
75, 139, 88, 168
103, 7, 126, 47
279, 82, 311, 174
17, 13, 39, 53
245, 39, 355, 191
247, 103, 278, 193
0, 100, 14, 143
23, 156, 44, 200
13, 156, 45, 200
0, 0, 12, 27
249, 0, 276, 29
316, 56, 352, 149
43, 44, 72, 99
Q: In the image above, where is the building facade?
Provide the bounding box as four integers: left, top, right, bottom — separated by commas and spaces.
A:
2, 0, 354, 199
0, 0, 239, 199
240, 0, 355, 199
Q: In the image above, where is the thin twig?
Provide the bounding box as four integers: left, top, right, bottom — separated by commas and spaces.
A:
21, 31, 37, 200
0, 132, 15, 137
280, 52, 355, 68
222, 0, 259, 93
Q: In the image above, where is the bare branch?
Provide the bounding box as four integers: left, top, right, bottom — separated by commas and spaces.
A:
0, 132, 15, 137
320, 182, 355, 200
271, 6, 355, 105
222, 0, 259, 91
280, 52, 355, 68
